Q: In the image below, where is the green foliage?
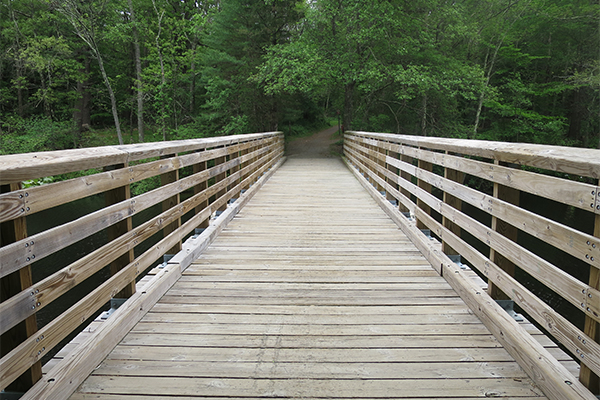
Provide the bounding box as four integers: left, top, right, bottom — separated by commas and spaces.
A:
0, 0, 597, 152
0, 116, 74, 155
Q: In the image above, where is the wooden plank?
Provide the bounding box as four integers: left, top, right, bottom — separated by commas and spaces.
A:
92, 359, 529, 379
74, 376, 544, 398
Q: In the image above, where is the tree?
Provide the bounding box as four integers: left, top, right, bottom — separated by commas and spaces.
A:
54, 0, 125, 145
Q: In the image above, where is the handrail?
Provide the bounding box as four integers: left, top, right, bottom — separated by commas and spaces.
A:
0, 132, 284, 393
344, 131, 600, 400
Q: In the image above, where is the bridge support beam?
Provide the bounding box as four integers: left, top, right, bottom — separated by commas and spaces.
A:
0, 183, 42, 393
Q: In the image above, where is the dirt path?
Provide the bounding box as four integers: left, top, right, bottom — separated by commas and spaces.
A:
285, 126, 341, 158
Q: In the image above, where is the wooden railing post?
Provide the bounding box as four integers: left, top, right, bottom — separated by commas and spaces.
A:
416, 152, 432, 230
580, 209, 600, 394
399, 153, 413, 214
0, 183, 42, 393
160, 155, 181, 254
193, 154, 210, 231
229, 143, 241, 200
442, 152, 465, 256
214, 153, 227, 213
386, 147, 399, 205
104, 163, 135, 298
487, 161, 520, 300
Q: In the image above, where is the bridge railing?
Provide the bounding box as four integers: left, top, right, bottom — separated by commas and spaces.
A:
345, 131, 600, 397
0, 132, 284, 393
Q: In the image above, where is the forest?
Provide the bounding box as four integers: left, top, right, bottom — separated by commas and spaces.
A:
1, 0, 598, 155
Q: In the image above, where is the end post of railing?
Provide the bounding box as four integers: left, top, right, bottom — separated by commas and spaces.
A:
581, 210, 600, 393
0, 182, 43, 393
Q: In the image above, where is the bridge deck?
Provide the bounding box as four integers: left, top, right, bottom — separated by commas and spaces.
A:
69, 157, 548, 399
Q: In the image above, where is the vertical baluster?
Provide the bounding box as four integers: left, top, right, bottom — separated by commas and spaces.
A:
442, 152, 464, 256
416, 150, 432, 230
160, 155, 181, 254
0, 183, 42, 392
214, 152, 227, 212
193, 151, 209, 231
386, 146, 399, 205
398, 151, 413, 214
105, 163, 135, 297
487, 160, 519, 300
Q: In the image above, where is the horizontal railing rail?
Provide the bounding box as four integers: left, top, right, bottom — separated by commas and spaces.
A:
344, 131, 600, 400
0, 132, 284, 394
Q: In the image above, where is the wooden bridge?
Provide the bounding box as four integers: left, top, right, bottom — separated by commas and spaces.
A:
1, 131, 599, 399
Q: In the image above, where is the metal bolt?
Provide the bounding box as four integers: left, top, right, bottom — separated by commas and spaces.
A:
30, 241, 34, 245
26, 207, 30, 211
582, 303, 586, 308
31, 306, 35, 310
19, 194, 23, 199
588, 241, 592, 245
26, 257, 30, 261
21, 208, 25, 213
25, 243, 29, 247
586, 254, 590, 259
35, 289, 39, 293
589, 293, 593, 298
592, 257, 595, 262
583, 339, 587, 344
37, 302, 40, 306
25, 192, 28, 197
31, 254, 35, 259
587, 307, 591, 312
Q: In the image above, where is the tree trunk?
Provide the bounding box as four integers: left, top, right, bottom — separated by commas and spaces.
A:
153, 1, 167, 141
344, 81, 355, 131
95, 48, 124, 145
128, 0, 144, 142
421, 94, 427, 136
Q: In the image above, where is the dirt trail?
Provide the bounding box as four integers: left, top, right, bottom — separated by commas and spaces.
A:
285, 126, 341, 158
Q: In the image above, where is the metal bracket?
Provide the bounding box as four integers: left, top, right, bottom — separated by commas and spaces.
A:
101, 298, 127, 320
496, 300, 524, 322
448, 254, 467, 270
193, 228, 206, 239
420, 229, 433, 240
158, 254, 174, 269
